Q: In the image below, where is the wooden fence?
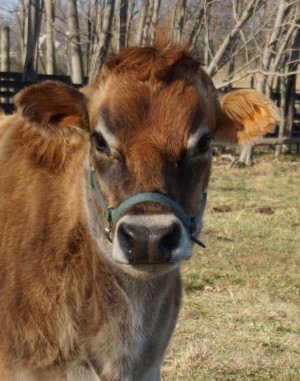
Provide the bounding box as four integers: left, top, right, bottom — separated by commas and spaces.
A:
0, 71, 87, 114
0, 71, 299, 146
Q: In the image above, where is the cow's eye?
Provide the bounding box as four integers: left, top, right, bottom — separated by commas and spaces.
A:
92, 132, 110, 154
196, 133, 212, 154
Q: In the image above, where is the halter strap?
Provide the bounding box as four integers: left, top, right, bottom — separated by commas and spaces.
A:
90, 167, 207, 247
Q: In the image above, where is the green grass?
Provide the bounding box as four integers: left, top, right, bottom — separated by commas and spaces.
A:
162, 157, 300, 381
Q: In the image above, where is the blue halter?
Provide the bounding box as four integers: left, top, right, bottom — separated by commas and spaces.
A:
90, 167, 207, 248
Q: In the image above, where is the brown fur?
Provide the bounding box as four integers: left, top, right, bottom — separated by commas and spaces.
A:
0, 41, 279, 381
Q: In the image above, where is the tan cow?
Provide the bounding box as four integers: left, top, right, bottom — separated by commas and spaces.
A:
0, 40, 279, 381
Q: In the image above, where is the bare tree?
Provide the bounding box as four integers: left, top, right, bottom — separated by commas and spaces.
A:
67, 0, 84, 84
88, 0, 115, 80
150, 0, 161, 41
99, 0, 116, 53
188, 3, 205, 49
207, 0, 264, 77
45, 0, 55, 75
203, 0, 212, 68
173, 0, 186, 44
23, 0, 43, 81
142, 0, 153, 44
136, 0, 149, 45
19, 0, 27, 64
119, 0, 128, 50
256, 0, 288, 95
275, 25, 300, 156
85, 0, 103, 77
0, 26, 10, 72
126, 0, 135, 45
0, 26, 10, 103
211, 0, 300, 90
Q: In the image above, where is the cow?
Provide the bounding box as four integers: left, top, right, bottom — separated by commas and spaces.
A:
0, 39, 279, 381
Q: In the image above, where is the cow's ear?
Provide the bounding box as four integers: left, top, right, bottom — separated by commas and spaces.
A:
15, 81, 89, 136
214, 89, 280, 145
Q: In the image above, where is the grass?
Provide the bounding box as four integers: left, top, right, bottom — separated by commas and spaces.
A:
162, 155, 300, 381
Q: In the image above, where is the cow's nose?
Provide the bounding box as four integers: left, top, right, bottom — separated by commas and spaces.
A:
117, 221, 181, 264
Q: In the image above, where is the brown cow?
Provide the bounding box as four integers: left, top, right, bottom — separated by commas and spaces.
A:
0, 40, 279, 381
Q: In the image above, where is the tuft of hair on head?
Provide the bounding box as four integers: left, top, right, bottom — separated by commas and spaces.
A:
102, 33, 201, 83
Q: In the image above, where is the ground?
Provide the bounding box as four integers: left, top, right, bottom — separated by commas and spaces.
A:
162, 153, 300, 381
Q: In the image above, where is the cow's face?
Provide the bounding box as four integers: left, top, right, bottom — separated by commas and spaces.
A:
13, 43, 279, 278
87, 71, 218, 275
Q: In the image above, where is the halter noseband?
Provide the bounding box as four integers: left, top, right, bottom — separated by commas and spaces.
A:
90, 167, 207, 248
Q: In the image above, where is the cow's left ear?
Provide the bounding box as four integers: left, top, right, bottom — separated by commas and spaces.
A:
15, 81, 89, 136
214, 89, 280, 145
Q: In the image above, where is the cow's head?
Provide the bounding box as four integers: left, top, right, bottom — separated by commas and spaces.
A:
83, 41, 279, 276
14, 42, 279, 278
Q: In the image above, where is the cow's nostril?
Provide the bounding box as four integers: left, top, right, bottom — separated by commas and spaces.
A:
160, 223, 181, 253
118, 223, 135, 254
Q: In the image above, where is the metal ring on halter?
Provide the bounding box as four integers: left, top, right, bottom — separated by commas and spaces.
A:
105, 222, 113, 242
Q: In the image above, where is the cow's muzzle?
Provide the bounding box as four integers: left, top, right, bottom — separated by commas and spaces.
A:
113, 214, 192, 265
90, 167, 207, 250
118, 219, 180, 264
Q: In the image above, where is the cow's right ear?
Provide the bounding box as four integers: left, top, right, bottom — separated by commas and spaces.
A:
15, 81, 89, 136
214, 89, 280, 145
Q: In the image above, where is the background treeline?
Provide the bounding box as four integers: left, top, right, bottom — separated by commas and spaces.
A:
0, 0, 299, 158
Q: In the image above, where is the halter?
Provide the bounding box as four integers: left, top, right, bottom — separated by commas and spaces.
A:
90, 167, 207, 248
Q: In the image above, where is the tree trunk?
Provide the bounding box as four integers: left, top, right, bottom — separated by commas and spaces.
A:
171, 1, 179, 42
19, 0, 27, 65
119, 0, 128, 50
67, 0, 84, 84
112, 9, 119, 51
126, 0, 135, 45
203, 0, 211, 69
150, 0, 161, 42
275, 75, 287, 157
256, 0, 286, 95
280, 27, 300, 154
188, 6, 204, 49
23, 0, 43, 81
85, 0, 92, 76
174, 0, 186, 44
45, 0, 55, 75
283, 74, 296, 154
89, 0, 115, 80
99, 0, 116, 54
136, 0, 148, 45
1, 26, 10, 104
142, 0, 153, 44
88, 0, 102, 78
0, 26, 10, 72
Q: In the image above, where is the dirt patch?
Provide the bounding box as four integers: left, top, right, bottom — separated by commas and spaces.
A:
212, 205, 232, 213
257, 207, 275, 215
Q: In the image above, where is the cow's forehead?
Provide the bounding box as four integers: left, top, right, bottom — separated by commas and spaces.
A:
93, 76, 215, 146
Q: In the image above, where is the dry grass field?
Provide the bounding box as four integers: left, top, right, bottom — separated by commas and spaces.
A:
162, 153, 300, 381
